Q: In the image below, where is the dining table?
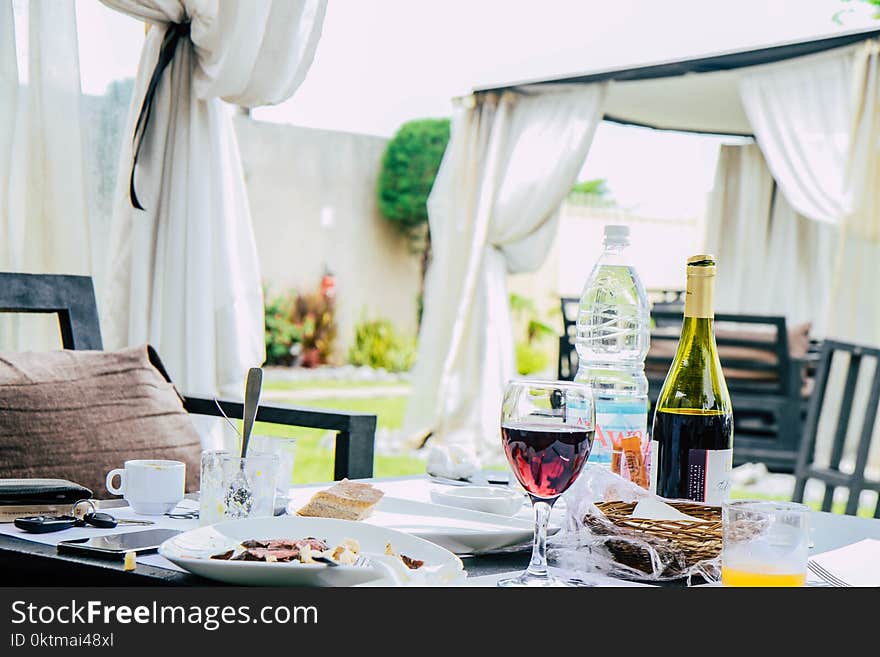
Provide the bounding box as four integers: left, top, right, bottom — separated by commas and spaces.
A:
1, 474, 878, 587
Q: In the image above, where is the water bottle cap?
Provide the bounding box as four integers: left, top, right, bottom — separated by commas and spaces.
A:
603, 225, 630, 245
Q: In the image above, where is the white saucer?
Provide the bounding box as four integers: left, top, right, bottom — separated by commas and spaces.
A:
430, 486, 525, 516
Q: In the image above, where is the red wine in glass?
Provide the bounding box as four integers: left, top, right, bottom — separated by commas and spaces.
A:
501, 423, 594, 498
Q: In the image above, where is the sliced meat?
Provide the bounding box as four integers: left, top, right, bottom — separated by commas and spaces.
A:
400, 554, 424, 570
210, 549, 235, 560
213, 537, 330, 563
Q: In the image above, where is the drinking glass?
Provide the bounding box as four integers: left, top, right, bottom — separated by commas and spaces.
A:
199, 450, 280, 525
250, 435, 297, 511
722, 500, 809, 587
498, 380, 595, 587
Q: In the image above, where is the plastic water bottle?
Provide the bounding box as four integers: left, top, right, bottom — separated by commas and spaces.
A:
575, 225, 650, 483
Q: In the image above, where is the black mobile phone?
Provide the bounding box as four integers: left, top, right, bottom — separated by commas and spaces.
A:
57, 528, 181, 560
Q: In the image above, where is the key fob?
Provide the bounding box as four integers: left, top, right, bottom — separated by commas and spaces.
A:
83, 512, 118, 529
14, 515, 80, 534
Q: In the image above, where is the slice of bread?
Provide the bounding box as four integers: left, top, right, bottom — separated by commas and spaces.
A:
296, 479, 384, 521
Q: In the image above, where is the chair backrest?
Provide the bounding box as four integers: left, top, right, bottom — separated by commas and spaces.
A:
0, 271, 377, 480
558, 296, 579, 380
0, 272, 102, 350
793, 340, 880, 517
647, 311, 794, 399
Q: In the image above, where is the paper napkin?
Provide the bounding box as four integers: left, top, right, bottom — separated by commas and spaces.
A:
810, 539, 880, 587
630, 498, 701, 522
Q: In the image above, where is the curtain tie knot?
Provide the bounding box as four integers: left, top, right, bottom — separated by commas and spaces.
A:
129, 21, 191, 211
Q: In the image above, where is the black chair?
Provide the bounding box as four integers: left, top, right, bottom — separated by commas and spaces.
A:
647, 311, 810, 473
558, 302, 812, 472
0, 272, 376, 479
557, 289, 693, 379
557, 296, 579, 380
793, 340, 880, 517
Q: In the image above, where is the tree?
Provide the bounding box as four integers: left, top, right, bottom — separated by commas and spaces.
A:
570, 178, 610, 197
377, 118, 451, 325
835, 0, 880, 22
568, 177, 616, 209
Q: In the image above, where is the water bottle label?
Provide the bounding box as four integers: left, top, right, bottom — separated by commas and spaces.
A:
565, 396, 594, 430
588, 399, 650, 487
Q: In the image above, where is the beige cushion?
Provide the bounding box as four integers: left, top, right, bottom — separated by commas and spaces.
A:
0, 346, 201, 497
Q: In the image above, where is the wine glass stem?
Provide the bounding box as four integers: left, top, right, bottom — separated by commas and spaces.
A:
527, 498, 555, 578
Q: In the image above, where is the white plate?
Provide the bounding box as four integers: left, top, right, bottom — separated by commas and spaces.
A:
159, 516, 463, 587
360, 497, 555, 554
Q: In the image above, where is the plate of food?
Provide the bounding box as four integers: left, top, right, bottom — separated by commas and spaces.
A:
291, 480, 552, 555
159, 515, 464, 587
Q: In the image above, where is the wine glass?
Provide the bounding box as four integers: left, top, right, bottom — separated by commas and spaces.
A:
498, 379, 595, 587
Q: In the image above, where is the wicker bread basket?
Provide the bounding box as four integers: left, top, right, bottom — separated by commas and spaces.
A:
584, 500, 722, 578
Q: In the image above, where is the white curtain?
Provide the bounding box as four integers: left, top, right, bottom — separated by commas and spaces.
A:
100, 0, 327, 399
0, 0, 92, 350
740, 41, 880, 346
705, 143, 835, 331
403, 84, 607, 464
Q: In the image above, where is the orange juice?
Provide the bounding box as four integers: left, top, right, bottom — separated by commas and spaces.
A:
721, 567, 806, 587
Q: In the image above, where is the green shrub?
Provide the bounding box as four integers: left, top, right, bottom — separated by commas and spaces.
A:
516, 342, 550, 375
348, 318, 416, 373
264, 289, 303, 366
510, 292, 556, 376
570, 178, 610, 196
264, 286, 338, 367
292, 291, 337, 367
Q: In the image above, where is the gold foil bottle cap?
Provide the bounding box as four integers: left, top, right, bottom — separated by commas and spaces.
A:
686, 254, 716, 276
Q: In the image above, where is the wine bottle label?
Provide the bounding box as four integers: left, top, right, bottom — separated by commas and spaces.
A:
649, 439, 658, 494
686, 448, 732, 504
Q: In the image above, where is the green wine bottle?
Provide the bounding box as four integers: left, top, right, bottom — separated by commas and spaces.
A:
650, 255, 733, 503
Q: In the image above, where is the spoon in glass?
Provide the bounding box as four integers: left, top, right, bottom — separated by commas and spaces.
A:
224, 367, 263, 518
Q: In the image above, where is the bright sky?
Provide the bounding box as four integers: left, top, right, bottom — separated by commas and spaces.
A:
74, 0, 878, 217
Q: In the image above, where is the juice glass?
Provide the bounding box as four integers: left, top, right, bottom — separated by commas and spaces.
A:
721, 500, 809, 587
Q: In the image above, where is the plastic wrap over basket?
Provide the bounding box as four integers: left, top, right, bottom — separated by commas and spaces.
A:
548, 465, 723, 582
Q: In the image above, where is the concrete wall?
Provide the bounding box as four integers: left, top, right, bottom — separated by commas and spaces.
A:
234, 117, 422, 360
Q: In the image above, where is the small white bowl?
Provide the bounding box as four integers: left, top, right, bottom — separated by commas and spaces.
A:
430, 486, 525, 516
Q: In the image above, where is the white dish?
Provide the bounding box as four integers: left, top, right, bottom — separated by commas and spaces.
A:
429, 486, 525, 517
361, 496, 555, 554
159, 516, 463, 587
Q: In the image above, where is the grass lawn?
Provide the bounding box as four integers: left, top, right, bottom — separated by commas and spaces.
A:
263, 379, 409, 392
254, 383, 422, 484
730, 488, 877, 519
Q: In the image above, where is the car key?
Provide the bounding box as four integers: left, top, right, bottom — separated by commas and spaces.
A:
81, 512, 118, 528
14, 515, 80, 533
81, 512, 154, 528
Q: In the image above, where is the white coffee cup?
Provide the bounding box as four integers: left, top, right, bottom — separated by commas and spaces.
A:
105, 459, 185, 515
